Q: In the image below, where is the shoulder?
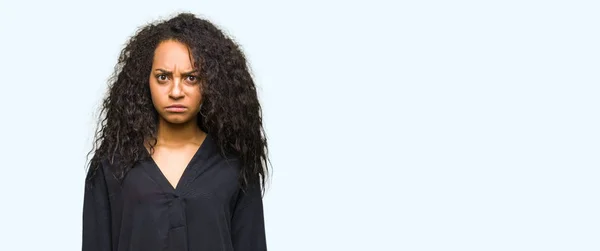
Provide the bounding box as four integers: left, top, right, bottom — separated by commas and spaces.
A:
85, 157, 121, 187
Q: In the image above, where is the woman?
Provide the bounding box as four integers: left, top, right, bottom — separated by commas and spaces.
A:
83, 12, 269, 251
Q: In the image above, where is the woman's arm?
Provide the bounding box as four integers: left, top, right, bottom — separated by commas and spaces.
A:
82, 164, 112, 251
231, 180, 267, 251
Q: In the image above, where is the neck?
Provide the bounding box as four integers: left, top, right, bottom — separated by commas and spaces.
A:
156, 117, 205, 147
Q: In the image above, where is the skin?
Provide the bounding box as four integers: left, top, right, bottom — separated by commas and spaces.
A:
148, 39, 207, 189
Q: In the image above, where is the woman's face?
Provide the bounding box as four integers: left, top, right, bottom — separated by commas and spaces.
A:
149, 40, 202, 125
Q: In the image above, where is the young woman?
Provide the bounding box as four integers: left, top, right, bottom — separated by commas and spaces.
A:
83, 12, 269, 251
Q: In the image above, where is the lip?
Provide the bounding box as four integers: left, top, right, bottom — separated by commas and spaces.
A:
165, 105, 187, 112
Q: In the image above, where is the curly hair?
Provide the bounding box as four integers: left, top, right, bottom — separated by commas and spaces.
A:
86, 12, 269, 190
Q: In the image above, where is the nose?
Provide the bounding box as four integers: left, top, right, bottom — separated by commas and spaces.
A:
169, 78, 185, 99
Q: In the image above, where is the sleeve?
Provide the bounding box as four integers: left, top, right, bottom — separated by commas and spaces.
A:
82, 164, 113, 251
231, 180, 267, 251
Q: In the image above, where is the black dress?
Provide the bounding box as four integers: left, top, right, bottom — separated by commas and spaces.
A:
82, 133, 267, 251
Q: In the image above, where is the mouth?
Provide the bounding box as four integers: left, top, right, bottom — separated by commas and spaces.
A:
165, 105, 187, 112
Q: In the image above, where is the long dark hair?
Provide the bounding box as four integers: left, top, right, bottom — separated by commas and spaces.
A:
87, 12, 269, 190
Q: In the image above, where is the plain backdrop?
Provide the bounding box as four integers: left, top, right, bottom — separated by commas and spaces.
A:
0, 0, 598, 250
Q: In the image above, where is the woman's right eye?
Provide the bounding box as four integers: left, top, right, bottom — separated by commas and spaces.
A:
157, 75, 168, 81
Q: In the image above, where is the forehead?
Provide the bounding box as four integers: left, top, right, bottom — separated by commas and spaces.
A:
152, 40, 195, 69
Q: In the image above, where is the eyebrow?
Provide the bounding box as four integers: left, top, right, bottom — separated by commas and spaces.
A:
154, 69, 199, 75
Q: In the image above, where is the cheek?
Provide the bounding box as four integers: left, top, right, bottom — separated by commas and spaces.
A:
189, 87, 203, 103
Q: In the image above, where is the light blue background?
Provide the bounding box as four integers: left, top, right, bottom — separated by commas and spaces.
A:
0, 0, 598, 250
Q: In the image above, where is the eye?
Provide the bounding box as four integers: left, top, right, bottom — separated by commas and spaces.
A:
156, 74, 168, 82
186, 75, 199, 83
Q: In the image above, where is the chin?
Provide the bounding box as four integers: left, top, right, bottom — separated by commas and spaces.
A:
163, 114, 194, 124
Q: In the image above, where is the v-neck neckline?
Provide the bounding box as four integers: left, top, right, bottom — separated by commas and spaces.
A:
147, 133, 211, 193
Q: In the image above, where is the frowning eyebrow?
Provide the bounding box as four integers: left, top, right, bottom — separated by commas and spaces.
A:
154, 69, 199, 75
